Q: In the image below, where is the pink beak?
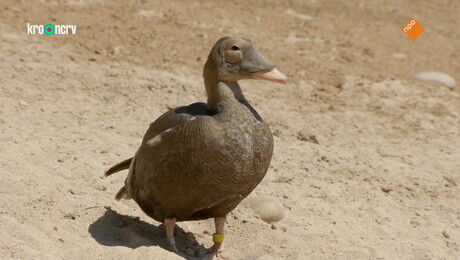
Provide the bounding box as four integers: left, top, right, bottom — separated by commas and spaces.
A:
251, 68, 288, 84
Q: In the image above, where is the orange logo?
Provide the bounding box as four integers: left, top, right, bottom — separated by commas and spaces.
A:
402, 19, 424, 40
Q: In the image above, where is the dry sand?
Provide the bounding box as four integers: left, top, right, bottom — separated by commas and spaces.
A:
1, 0, 459, 259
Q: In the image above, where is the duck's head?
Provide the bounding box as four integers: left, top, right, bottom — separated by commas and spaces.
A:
204, 37, 288, 84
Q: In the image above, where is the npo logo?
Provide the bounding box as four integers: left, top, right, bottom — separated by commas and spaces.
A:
402, 19, 424, 40
27, 23, 77, 35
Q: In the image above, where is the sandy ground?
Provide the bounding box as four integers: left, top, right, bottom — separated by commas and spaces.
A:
1, 0, 459, 259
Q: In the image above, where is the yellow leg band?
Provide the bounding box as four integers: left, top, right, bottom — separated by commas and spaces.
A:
213, 233, 224, 243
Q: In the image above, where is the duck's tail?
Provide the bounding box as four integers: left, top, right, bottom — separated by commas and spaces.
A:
103, 157, 132, 178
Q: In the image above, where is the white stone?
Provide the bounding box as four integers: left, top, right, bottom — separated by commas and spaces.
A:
414, 71, 456, 89
245, 196, 285, 223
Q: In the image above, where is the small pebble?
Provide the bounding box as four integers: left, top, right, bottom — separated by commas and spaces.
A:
94, 185, 107, 191
443, 230, 450, 239
410, 220, 420, 226
381, 187, 392, 193
64, 213, 76, 220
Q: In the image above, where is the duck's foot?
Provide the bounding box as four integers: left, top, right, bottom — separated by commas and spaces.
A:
165, 218, 180, 253
168, 238, 179, 253
204, 245, 235, 260
206, 241, 224, 259
202, 217, 237, 260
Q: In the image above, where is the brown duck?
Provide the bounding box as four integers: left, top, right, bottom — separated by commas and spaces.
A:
104, 36, 287, 259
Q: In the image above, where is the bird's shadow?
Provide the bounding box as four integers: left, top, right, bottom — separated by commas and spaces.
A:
88, 207, 207, 259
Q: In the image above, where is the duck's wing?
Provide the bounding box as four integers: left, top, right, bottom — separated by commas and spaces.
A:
105, 102, 209, 191
129, 111, 232, 221
141, 102, 210, 144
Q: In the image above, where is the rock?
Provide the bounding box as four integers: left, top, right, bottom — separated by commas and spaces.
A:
93, 184, 107, 191
244, 196, 285, 223
381, 187, 392, 193
413, 71, 456, 89
443, 230, 450, 239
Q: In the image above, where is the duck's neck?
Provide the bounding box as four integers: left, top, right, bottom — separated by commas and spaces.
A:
205, 76, 242, 110
203, 59, 263, 121
204, 76, 263, 121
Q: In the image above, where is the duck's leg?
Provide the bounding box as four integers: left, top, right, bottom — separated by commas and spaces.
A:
165, 217, 178, 253
208, 216, 226, 259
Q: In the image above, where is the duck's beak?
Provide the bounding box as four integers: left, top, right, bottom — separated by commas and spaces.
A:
251, 68, 288, 84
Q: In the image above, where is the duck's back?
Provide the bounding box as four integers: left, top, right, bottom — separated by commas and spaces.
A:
127, 100, 273, 222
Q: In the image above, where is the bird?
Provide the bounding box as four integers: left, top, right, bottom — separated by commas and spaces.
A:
104, 36, 287, 259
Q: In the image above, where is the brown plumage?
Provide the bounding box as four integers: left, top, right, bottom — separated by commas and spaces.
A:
105, 36, 287, 258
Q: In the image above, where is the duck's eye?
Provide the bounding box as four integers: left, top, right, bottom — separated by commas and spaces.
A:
225, 49, 242, 64
231, 45, 240, 51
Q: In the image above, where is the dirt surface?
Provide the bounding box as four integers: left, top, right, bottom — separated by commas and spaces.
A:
1, 0, 459, 259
